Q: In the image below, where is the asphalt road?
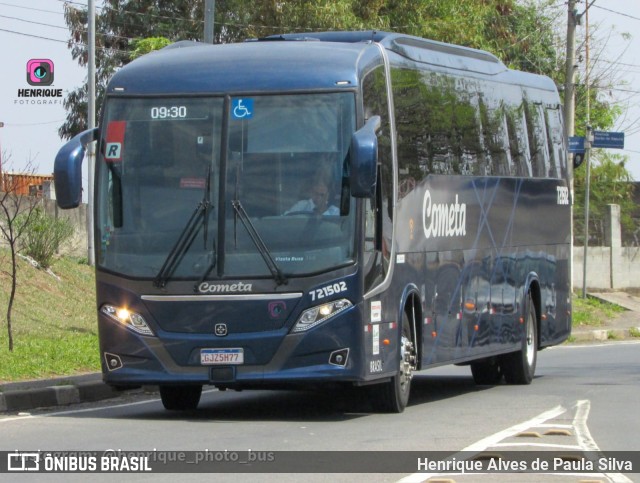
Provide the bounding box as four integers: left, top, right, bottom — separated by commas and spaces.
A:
2, 341, 639, 482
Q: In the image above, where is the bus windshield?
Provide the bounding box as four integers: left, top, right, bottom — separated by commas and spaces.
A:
96, 93, 356, 281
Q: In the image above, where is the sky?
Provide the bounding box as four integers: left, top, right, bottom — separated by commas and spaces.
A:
1, 0, 640, 186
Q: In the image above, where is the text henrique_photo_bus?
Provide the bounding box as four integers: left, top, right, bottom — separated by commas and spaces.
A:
54, 31, 571, 412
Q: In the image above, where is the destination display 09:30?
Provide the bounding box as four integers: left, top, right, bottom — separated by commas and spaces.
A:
150, 106, 188, 119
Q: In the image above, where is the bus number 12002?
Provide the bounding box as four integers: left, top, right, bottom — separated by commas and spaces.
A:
310, 281, 347, 301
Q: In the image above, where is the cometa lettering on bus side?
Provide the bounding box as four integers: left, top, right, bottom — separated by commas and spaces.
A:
422, 190, 467, 239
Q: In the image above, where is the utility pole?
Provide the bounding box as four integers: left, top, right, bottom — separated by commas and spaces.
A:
564, 0, 579, 297
564, 0, 579, 143
581, 3, 592, 298
204, 0, 215, 44
87, 0, 96, 266
582, 126, 593, 298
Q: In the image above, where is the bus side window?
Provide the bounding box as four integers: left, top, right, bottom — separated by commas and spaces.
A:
391, 67, 422, 197
545, 107, 565, 178
524, 101, 550, 178
392, 68, 484, 181
479, 95, 512, 177
498, 113, 515, 176
455, 88, 483, 176
506, 106, 529, 177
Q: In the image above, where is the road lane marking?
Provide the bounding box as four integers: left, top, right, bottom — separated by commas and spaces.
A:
460, 405, 566, 452
573, 400, 632, 483
574, 400, 600, 452
397, 401, 633, 483
397, 405, 567, 483
492, 442, 582, 449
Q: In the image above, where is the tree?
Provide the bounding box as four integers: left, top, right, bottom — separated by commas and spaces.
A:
573, 152, 635, 246
570, 16, 637, 246
0, 158, 41, 351
130, 37, 172, 60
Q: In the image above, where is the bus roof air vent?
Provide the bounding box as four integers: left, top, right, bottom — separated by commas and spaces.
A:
162, 40, 207, 50
252, 35, 321, 42
254, 31, 388, 44
388, 36, 507, 75
393, 37, 501, 64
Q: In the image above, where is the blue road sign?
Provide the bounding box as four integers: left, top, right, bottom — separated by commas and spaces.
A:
568, 136, 585, 153
592, 131, 624, 149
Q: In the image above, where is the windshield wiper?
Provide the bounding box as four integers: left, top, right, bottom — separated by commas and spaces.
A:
231, 200, 287, 286
154, 167, 213, 288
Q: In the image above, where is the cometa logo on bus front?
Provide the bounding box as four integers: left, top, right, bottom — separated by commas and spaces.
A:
422, 190, 467, 239
198, 281, 253, 293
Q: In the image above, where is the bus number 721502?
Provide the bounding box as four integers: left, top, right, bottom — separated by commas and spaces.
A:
310, 281, 348, 301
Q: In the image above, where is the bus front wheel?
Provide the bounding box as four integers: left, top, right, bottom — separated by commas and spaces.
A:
159, 385, 203, 410
370, 313, 416, 413
501, 292, 537, 385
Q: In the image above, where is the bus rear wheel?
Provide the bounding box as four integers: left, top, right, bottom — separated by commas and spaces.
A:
159, 385, 203, 410
370, 313, 415, 413
501, 292, 537, 385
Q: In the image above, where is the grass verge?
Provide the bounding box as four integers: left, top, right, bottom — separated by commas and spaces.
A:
0, 250, 99, 382
571, 293, 626, 328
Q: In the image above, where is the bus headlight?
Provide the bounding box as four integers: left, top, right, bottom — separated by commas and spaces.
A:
292, 299, 352, 333
100, 304, 154, 336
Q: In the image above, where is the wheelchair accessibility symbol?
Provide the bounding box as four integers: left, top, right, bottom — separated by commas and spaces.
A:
232, 98, 253, 120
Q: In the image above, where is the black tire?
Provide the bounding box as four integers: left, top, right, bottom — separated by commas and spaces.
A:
470, 357, 503, 385
370, 313, 415, 413
159, 385, 203, 410
501, 292, 537, 385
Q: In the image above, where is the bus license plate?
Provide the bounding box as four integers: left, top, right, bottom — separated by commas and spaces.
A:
201, 348, 244, 365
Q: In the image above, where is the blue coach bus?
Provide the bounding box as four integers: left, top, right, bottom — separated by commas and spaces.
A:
54, 31, 571, 412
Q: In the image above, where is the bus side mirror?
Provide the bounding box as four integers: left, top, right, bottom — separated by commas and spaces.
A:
350, 115, 380, 198
573, 152, 585, 169
54, 128, 99, 209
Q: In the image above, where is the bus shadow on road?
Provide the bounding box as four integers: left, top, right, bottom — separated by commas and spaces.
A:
407, 374, 488, 407
83, 373, 488, 422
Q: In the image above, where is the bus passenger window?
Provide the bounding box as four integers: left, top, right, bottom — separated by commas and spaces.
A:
524, 101, 550, 178
545, 107, 565, 178
506, 106, 532, 177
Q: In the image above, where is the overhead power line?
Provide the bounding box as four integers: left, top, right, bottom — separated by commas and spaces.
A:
0, 12, 135, 42
0, 13, 68, 30
0, 27, 129, 54
591, 5, 640, 22
4, 119, 66, 127
0, 26, 67, 43
0, 1, 62, 15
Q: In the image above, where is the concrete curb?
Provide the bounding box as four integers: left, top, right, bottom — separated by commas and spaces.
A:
570, 326, 640, 343
0, 377, 123, 412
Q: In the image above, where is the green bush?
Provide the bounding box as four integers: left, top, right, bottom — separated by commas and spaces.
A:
18, 208, 74, 269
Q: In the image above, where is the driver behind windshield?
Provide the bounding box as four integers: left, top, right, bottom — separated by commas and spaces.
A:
285, 175, 339, 216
